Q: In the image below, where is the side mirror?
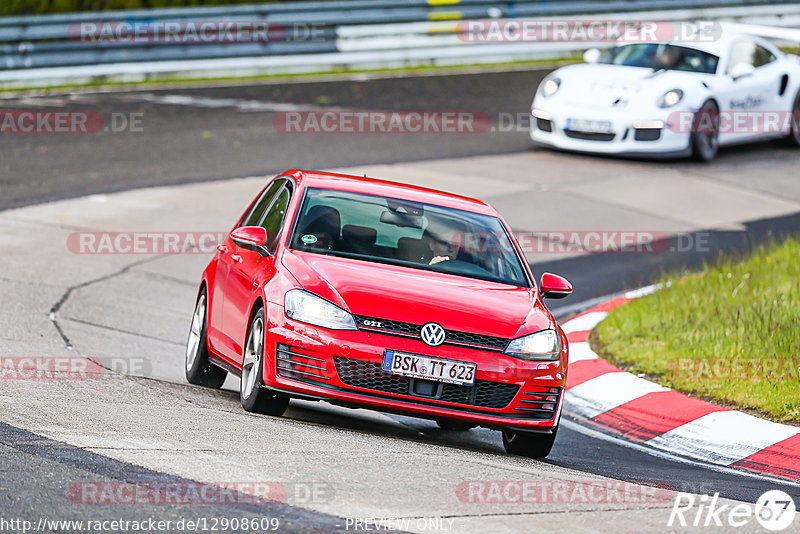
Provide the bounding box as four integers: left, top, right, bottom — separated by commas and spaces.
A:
583, 48, 601, 64
231, 226, 270, 255
730, 62, 754, 81
540, 272, 573, 299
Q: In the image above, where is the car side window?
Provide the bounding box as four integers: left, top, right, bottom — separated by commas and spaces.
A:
258, 184, 292, 251
241, 180, 284, 228
753, 45, 776, 68
727, 40, 776, 74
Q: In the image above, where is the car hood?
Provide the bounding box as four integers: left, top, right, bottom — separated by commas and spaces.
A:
547, 63, 711, 109
281, 250, 552, 339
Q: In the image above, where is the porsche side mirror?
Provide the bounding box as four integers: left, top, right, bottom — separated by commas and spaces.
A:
540, 272, 573, 299
730, 63, 755, 81
583, 48, 601, 64
231, 226, 270, 255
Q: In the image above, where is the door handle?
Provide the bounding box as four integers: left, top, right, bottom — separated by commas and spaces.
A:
231, 254, 242, 263
217, 245, 228, 254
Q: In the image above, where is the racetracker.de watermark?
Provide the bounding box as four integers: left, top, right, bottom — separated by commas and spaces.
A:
667, 357, 800, 383
457, 19, 721, 43
0, 111, 143, 134
668, 110, 800, 135
69, 21, 327, 44
273, 111, 492, 134
511, 231, 710, 254
456, 480, 674, 504
70, 481, 331, 506
0, 357, 149, 380
66, 230, 710, 255
67, 232, 226, 254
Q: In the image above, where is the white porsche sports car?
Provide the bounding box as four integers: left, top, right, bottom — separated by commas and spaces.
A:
530, 27, 800, 161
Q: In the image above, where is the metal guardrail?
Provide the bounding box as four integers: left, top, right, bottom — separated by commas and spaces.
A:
0, 0, 797, 71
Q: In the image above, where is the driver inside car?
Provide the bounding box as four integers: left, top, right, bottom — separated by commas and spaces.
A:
427, 223, 464, 265
657, 44, 681, 69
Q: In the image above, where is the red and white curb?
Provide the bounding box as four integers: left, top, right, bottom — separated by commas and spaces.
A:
562, 285, 800, 483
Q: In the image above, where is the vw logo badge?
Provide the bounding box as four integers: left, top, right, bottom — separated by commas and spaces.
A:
420, 322, 446, 347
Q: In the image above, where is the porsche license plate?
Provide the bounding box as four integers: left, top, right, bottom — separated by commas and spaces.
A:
566, 118, 613, 133
382, 350, 476, 386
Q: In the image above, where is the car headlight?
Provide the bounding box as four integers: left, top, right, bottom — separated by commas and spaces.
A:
540, 77, 561, 98
284, 289, 357, 330
658, 89, 684, 108
504, 329, 561, 361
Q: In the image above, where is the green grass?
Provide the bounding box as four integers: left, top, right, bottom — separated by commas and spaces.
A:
591, 237, 800, 424
0, 56, 579, 94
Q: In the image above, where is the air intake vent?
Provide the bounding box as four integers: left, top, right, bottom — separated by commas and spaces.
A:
333, 356, 519, 409
276, 344, 330, 382
515, 386, 562, 420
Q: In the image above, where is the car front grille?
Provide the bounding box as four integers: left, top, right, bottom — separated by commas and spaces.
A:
564, 129, 616, 141
333, 356, 520, 409
352, 315, 509, 352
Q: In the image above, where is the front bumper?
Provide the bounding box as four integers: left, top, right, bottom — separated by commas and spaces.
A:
261, 305, 566, 432
530, 104, 693, 157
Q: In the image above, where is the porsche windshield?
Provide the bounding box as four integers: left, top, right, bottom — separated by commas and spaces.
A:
290, 188, 529, 287
600, 43, 719, 74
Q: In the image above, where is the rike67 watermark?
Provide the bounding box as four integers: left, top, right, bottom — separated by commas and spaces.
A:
669, 490, 796, 531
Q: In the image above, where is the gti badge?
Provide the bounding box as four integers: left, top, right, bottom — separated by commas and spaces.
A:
420, 322, 446, 347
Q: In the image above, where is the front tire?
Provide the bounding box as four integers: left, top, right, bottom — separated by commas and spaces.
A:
240, 308, 290, 416
502, 428, 557, 459
185, 289, 227, 388
690, 100, 720, 162
780, 91, 800, 147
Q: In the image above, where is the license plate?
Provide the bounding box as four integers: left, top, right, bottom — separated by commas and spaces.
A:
382, 350, 476, 386
566, 118, 613, 133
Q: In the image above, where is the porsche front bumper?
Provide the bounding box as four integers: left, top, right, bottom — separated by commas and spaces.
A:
529, 105, 693, 157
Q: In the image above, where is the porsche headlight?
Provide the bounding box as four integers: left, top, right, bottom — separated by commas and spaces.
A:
284, 290, 357, 330
658, 89, 684, 108
540, 77, 561, 98
504, 329, 561, 361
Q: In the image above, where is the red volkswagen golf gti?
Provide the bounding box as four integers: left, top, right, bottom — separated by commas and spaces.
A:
185, 170, 573, 458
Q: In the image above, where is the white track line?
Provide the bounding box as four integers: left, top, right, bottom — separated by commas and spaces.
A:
561, 418, 800, 491
566, 372, 670, 420
646, 411, 800, 466
560, 311, 609, 334
567, 342, 598, 363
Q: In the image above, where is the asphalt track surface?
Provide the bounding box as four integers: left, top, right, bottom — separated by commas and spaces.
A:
2, 68, 800, 531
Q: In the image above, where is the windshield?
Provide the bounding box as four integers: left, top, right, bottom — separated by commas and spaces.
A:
600, 43, 719, 74
289, 188, 529, 287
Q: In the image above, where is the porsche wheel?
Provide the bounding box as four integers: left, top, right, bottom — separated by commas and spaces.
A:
781, 91, 800, 147
240, 308, 290, 416
502, 428, 557, 459
691, 100, 720, 162
185, 289, 227, 388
